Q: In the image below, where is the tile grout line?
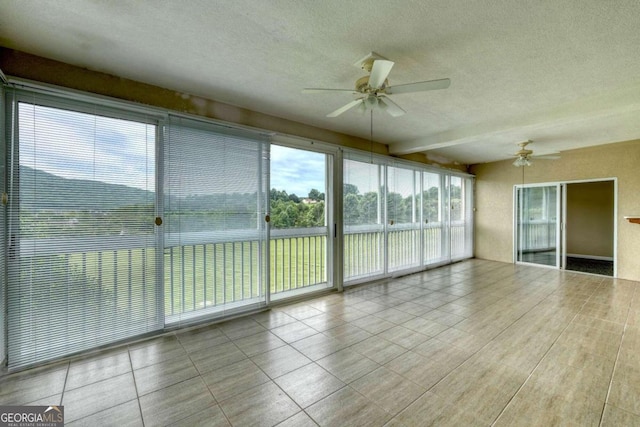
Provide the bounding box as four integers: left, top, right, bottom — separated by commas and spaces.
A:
200, 322, 308, 425
58, 361, 71, 407
175, 329, 236, 427
597, 282, 635, 427
6, 262, 622, 426
488, 279, 596, 426
363, 267, 559, 422
127, 346, 146, 427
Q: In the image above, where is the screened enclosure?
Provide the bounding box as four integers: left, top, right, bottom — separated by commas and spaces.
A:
0, 83, 474, 370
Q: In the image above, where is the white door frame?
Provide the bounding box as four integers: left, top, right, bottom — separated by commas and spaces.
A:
513, 177, 617, 277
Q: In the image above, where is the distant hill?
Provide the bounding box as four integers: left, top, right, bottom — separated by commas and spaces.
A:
19, 165, 155, 211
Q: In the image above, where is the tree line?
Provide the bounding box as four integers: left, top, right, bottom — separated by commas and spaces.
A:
19, 172, 462, 236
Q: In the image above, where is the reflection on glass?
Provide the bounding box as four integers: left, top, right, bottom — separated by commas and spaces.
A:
516, 186, 558, 266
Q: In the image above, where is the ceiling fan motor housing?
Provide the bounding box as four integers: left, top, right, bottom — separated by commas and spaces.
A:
304, 51, 450, 118
355, 76, 388, 93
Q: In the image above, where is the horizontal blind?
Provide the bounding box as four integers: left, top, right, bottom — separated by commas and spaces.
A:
450, 175, 475, 260
387, 164, 421, 272
343, 151, 475, 283
0, 85, 5, 364
343, 153, 385, 281
6, 90, 162, 370
164, 116, 269, 325
423, 172, 448, 265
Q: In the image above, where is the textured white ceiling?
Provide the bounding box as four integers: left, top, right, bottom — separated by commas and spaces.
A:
2, 0, 640, 165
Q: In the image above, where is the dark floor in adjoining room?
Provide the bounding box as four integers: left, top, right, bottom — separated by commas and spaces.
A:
1, 259, 639, 426
566, 257, 614, 276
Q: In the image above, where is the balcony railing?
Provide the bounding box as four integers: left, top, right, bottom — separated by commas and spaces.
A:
15, 222, 469, 318
344, 221, 468, 281
519, 220, 556, 251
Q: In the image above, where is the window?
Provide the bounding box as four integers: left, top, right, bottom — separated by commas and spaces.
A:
163, 116, 270, 325
1, 83, 475, 369
6, 91, 161, 369
343, 151, 474, 282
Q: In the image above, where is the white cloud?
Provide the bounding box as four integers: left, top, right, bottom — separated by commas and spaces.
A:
19, 104, 155, 191
270, 145, 325, 197
18, 105, 331, 198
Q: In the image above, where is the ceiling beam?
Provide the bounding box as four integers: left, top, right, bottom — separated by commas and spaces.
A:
389, 82, 640, 156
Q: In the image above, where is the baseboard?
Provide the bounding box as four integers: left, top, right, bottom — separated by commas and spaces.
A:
566, 254, 614, 262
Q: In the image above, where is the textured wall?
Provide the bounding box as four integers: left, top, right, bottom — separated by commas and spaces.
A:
471, 140, 640, 280
566, 181, 614, 258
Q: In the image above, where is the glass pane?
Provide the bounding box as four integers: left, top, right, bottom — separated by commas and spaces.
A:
423, 172, 445, 264
387, 166, 420, 272
449, 176, 465, 259
9, 100, 159, 369
269, 145, 329, 297
516, 186, 558, 266
343, 158, 384, 281
164, 117, 268, 323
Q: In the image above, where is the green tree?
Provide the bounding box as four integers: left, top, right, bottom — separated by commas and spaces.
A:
344, 193, 361, 225
344, 183, 359, 196
308, 188, 324, 201
360, 192, 379, 224
423, 186, 440, 223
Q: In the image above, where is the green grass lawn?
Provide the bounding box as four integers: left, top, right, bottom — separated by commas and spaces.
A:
25, 235, 328, 317
20, 228, 450, 317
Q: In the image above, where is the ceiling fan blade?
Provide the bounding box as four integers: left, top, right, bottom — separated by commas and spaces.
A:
368, 60, 394, 90
378, 96, 406, 117
386, 78, 451, 95
327, 99, 364, 117
534, 155, 561, 160
302, 88, 356, 94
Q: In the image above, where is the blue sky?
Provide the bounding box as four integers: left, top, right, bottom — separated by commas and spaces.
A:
19, 103, 155, 191
19, 104, 327, 197
20, 105, 428, 200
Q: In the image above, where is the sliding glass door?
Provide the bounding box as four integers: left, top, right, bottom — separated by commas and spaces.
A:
387, 164, 421, 272
7, 92, 162, 369
450, 176, 474, 261
2, 85, 477, 369
515, 185, 560, 267
343, 151, 474, 283
343, 156, 385, 282
164, 117, 269, 324
269, 144, 332, 299
423, 172, 447, 265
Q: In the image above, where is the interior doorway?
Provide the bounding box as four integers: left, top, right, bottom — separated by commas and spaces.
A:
514, 178, 616, 277
564, 181, 615, 276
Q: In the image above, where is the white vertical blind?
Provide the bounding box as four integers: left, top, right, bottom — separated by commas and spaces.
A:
6, 90, 162, 370
164, 116, 270, 325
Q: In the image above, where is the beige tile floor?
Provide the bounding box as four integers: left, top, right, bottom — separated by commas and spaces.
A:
2, 259, 640, 426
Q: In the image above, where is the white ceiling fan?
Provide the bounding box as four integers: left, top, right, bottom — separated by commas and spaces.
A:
302, 52, 450, 118
512, 140, 560, 166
